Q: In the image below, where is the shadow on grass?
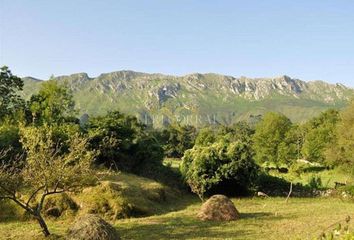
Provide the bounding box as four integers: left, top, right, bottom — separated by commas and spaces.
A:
116, 209, 287, 239
240, 212, 273, 219
117, 216, 252, 240
132, 192, 201, 218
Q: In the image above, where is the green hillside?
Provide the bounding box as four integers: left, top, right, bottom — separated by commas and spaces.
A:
21, 71, 354, 126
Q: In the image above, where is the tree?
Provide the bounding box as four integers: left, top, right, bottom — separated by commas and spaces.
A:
277, 125, 304, 165
0, 66, 24, 120
252, 112, 293, 165
218, 121, 255, 144
181, 139, 258, 200
0, 125, 95, 237
159, 124, 197, 158
326, 102, 354, 170
302, 109, 339, 163
87, 111, 163, 173
28, 80, 76, 125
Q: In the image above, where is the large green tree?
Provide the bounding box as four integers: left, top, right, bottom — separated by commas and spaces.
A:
253, 112, 293, 165
326, 102, 354, 170
0, 66, 24, 120
28, 80, 76, 125
277, 124, 304, 165
87, 111, 163, 173
159, 124, 197, 158
302, 109, 339, 163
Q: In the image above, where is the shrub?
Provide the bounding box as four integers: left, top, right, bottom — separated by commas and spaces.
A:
180, 140, 259, 200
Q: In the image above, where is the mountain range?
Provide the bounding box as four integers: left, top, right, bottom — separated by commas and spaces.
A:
21, 71, 354, 127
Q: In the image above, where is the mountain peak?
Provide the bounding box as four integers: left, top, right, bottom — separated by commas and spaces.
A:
97, 70, 145, 81
21, 70, 354, 126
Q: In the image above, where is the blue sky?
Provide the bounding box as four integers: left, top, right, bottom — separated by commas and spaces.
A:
0, 0, 353, 87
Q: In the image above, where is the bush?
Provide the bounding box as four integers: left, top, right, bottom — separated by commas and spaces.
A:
181, 140, 259, 200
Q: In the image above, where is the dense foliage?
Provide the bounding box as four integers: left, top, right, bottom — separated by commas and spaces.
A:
326, 101, 354, 171
253, 112, 293, 166
302, 109, 339, 164
181, 130, 258, 200
0, 66, 24, 121
28, 80, 76, 125
86, 111, 164, 174
157, 124, 197, 158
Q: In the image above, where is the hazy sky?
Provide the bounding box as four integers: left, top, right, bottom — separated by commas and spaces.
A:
0, 0, 354, 87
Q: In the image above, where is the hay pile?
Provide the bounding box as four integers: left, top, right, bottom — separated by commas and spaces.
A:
76, 173, 177, 220
198, 195, 240, 221
44, 193, 78, 218
67, 214, 120, 240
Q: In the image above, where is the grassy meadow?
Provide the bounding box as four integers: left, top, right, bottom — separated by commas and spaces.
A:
1, 197, 354, 240
2, 161, 353, 239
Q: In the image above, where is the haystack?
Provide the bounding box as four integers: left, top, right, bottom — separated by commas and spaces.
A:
198, 195, 240, 221
67, 214, 120, 240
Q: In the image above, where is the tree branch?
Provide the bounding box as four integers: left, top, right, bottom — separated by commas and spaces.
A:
26, 186, 45, 207
0, 196, 14, 200
10, 196, 35, 215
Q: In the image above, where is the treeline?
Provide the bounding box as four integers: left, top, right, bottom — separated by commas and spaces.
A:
175, 107, 354, 199
163, 105, 353, 169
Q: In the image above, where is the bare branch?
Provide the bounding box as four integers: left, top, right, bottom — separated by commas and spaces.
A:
26, 185, 45, 207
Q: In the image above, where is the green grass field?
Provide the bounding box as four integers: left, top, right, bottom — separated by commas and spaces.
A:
1, 166, 354, 240
1, 197, 354, 240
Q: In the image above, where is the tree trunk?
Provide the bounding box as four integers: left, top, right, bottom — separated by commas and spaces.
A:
35, 213, 50, 237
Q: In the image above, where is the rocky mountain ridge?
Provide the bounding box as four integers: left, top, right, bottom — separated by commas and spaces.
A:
21, 71, 354, 126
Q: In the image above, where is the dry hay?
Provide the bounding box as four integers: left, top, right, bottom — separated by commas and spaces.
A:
44, 193, 78, 218
198, 194, 240, 221
67, 214, 120, 240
